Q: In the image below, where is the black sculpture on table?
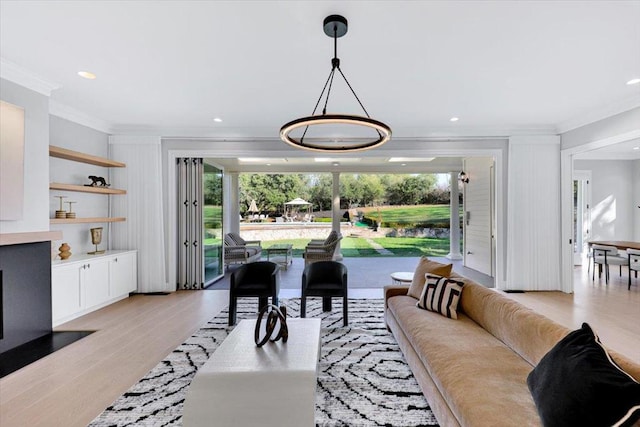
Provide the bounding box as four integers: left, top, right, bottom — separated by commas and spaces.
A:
254, 304, 288, 347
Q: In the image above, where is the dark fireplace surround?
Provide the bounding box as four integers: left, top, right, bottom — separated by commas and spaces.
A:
0, 242, 53, 354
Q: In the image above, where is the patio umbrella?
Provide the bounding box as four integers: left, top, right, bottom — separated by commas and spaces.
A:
248, 199, 259, 213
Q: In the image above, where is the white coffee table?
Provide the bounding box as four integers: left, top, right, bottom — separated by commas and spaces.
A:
182, 318, 322, 427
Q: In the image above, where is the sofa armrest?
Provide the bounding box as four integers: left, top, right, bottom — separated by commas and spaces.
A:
244, 240, 261, 247
383, 285, 410, 311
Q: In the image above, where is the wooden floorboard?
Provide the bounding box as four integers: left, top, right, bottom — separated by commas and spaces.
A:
0, 265, 638, 427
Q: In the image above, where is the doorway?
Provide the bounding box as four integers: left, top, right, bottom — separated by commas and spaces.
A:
573, 170, 591, 266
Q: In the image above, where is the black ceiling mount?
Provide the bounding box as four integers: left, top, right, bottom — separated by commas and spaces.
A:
323, 15, 348, 38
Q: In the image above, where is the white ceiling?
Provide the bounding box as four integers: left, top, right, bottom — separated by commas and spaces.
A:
1, 1, 639, 167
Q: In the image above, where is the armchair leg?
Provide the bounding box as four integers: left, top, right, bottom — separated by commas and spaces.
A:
301, 296, 307, 318
322, 296, 332, 312
343, 295, 348, 327
228, 296, 237, 326
258, 297, 268, 313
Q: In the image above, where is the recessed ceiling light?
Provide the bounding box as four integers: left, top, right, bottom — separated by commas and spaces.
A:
633, 146, 640, 150
238, 158, 287, 163
626, 78, 640, 85
213, 117, 223, 122
388, 157, 434, 162
450, 117, 459, 122
401, 163, 407, 166
77, 71, 96, 80
332, 162, 340, 167
266, 163, 271, 166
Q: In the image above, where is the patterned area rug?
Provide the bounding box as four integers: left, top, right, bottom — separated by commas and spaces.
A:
90, 298, 438, 427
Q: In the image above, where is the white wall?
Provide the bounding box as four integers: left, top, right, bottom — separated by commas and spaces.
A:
0, 78, 50, 235
574, 160, 635, 241
49, 115, 110, 254
635, 160, 640, 241
562, 107, 640, 150
506, 136, 562, 291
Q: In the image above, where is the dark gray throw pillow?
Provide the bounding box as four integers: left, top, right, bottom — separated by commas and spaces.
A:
527, 323, 640, 427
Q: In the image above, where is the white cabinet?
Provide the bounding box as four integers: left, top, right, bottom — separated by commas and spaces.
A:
83, 258, 110, 309
52, 250, 137, 326
51, 263, 82, 321
109, 251, 137, 296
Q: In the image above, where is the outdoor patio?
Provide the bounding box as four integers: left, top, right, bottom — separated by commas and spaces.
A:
207, 256, 494, 298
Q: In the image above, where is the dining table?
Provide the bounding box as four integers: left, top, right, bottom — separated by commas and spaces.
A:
588, 241, 640, 251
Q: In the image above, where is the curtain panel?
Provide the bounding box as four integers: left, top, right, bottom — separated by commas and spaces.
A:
109, 136, 168, 293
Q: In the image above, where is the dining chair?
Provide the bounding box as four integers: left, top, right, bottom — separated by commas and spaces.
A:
592, 244, 628, 284
628, 248, 640, 290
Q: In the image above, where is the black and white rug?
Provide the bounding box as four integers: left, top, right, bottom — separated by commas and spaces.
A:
89, 298, 438, 427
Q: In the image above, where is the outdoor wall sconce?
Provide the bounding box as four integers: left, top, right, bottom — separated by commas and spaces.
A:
459, 171, 470, 184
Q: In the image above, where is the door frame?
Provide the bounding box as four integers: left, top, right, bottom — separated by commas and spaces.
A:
572, 170, 591, 265
560, 129, 640, 293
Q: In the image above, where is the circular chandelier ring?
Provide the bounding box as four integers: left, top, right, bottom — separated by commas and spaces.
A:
280, 114, 392, 153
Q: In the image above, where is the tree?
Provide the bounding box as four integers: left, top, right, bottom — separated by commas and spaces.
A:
308, 174, 332, 211
359, 174, 385, 206
239, 174, 309, 213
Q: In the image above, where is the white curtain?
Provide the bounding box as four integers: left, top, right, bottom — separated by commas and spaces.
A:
507, 136, 562, 290
109, 136, 168, 293
176, 158, 204, 290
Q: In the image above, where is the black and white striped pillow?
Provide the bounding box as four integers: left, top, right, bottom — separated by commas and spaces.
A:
416, 274, 464, 319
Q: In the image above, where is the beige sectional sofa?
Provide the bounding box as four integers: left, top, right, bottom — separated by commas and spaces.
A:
384, 276, 640, 426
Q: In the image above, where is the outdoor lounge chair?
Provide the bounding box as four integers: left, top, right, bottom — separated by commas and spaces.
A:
224, 232, 262, 267
307, 230, 339, 248
303, 234, 342, 266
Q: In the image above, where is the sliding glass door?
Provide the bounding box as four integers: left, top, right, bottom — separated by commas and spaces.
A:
204, 161, 224, 285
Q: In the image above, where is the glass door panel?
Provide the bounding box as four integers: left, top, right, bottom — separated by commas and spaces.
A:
204, 162, 224, 284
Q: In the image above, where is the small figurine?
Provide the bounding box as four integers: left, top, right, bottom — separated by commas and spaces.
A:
84, 176, 110, 187
58, 242, 71, 260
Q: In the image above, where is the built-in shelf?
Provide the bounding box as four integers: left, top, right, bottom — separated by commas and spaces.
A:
50, 217, 126, 224
49, 145, 125, 168
50, 183, 126, 195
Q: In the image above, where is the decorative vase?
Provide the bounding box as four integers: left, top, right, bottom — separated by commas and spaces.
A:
58, 243, 71, 260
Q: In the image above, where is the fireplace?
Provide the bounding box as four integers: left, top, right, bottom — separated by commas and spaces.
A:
0, 241, 52, 354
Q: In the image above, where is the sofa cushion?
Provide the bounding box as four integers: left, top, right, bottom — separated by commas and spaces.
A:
527, 323, 640, 427
416, 274, 464, 319
387, 295, 543, 426
458, 281, 570, 366
407, 257, 453, 299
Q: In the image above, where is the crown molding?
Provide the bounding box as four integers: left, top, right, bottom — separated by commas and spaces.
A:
49, 100, 113, 134
556, 95, 640, 134
0, 58, 61, 96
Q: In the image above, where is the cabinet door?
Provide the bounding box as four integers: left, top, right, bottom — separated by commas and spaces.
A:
52, 264, 82, 323
110, 252, 137, 296
82, 258, 110, 309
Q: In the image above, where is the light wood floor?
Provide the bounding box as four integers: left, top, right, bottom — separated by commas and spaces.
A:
0, 265, 638, 427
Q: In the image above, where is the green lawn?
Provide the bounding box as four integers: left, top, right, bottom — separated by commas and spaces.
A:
359, 204, 462, 227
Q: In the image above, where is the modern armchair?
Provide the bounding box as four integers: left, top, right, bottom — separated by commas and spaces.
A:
301, 261, 348, 326
228, 261, 279, 325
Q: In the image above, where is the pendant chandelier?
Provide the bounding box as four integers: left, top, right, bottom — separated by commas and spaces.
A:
280, 15, 392, 152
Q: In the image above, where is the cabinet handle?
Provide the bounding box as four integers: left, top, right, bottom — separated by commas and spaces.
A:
114, 258, 118, 262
